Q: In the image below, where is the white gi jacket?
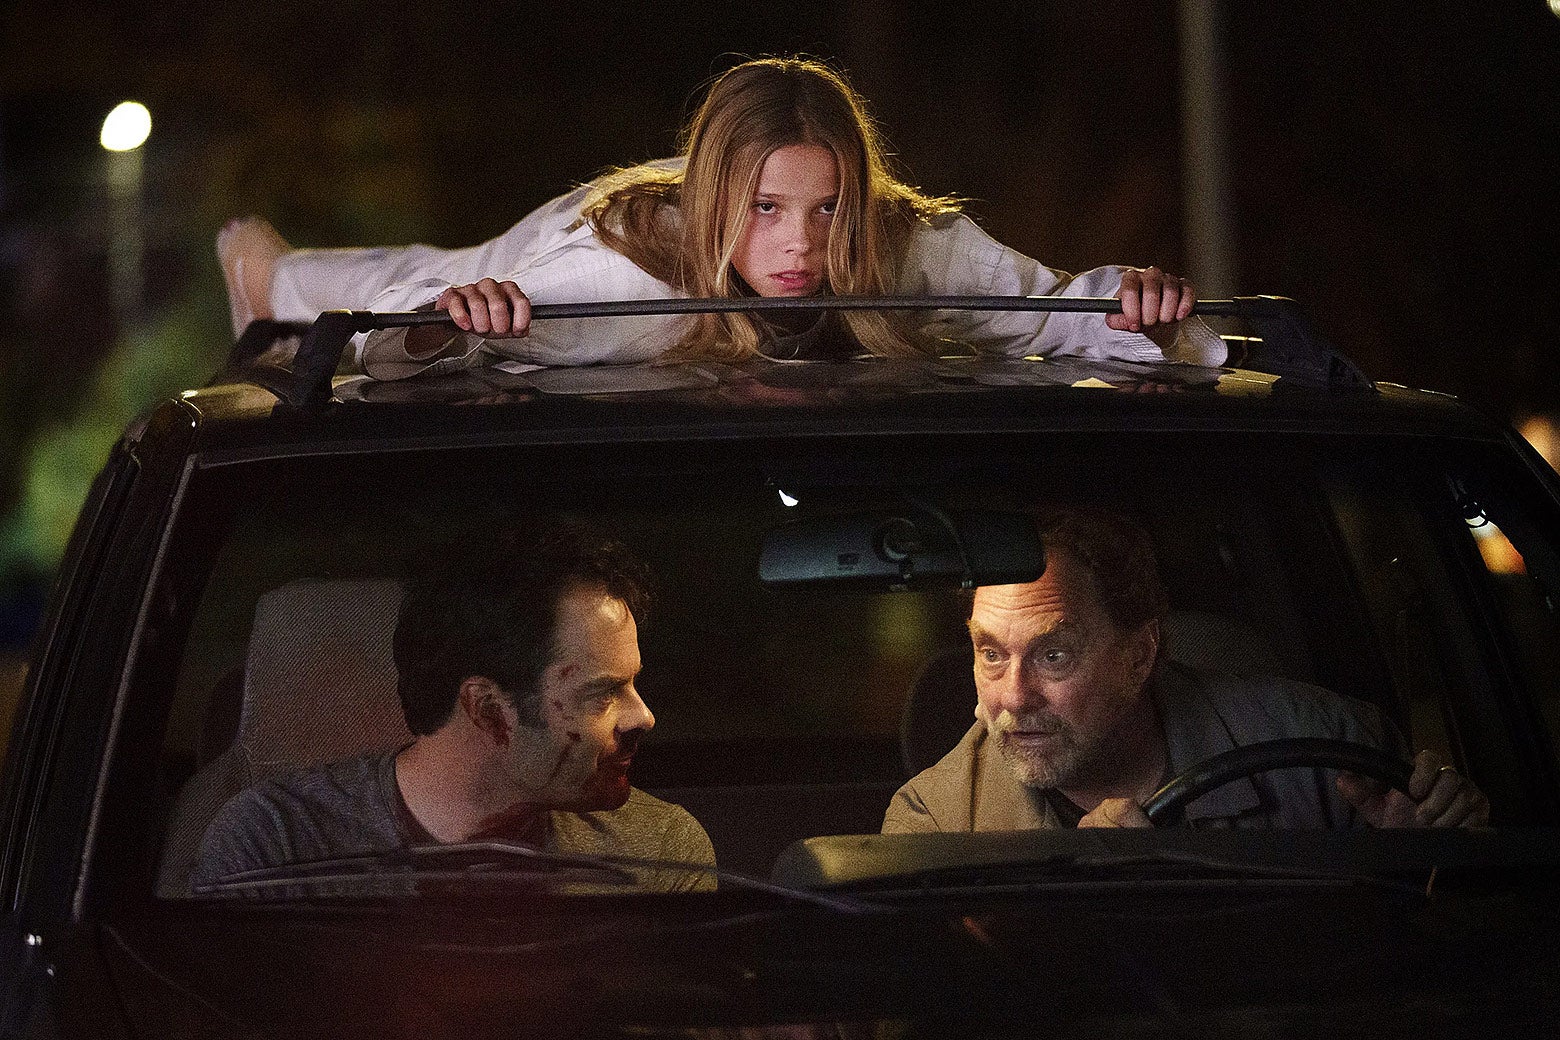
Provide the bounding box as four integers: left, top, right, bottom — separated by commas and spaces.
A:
268, 162, 1226, 378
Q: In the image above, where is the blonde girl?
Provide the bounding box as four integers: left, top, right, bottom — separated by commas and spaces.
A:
219, 57, 1222, 377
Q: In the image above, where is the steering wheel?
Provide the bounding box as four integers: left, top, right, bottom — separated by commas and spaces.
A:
1141, 738, 1414, 826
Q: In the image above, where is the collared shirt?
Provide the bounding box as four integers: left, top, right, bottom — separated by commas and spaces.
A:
269, 159, 1227, 378
882, 664, 1392, 834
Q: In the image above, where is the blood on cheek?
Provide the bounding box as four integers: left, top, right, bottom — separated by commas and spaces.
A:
543, 730, 583, 785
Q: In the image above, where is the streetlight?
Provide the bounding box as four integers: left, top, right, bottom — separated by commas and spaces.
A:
100, 101, 150, 322
100, 101, 151, 152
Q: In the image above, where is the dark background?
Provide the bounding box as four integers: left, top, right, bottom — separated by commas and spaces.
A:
1, 1, 1558, 655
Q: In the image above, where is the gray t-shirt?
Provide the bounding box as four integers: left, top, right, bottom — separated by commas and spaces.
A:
191, 748, 716, 893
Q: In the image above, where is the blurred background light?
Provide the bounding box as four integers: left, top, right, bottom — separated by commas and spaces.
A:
99, 101, 151, 152
1471, 518, 1527, 575
1518, 415, 1560, 472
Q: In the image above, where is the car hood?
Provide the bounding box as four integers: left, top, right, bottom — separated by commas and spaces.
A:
51, 880, 1560, 1040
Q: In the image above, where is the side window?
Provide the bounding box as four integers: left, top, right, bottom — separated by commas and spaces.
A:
1454, 469, 1560, 797
1326, 475, 1462, 763
1327, 451, 1560, 824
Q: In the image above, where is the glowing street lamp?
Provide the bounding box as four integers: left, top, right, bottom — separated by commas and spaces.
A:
99, 101, 151, 152
100, 101, 151, 321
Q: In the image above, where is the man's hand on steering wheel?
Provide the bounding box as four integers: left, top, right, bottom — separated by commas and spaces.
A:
1079, 798, 1152, 829
1078, 746, 1490, 829
1336, 748, 1490, 829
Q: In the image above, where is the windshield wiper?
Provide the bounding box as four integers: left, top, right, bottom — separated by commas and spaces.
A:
194, 842, 636, 894
193, 841, 876, 913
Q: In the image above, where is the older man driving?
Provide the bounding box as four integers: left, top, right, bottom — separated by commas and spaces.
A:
885, 508, 1490, 832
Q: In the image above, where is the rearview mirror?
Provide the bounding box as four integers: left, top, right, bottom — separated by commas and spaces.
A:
759, 508, 1044, 590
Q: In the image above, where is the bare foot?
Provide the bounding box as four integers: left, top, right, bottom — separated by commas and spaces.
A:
216, 217, 291, 337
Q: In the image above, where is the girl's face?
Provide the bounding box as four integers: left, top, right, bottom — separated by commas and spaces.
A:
730, 143, 838, 297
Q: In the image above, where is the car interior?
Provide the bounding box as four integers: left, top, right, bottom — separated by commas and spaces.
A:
139, 430, 1560, 897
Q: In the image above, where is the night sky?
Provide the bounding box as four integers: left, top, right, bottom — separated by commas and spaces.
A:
1, 0, 1558, 585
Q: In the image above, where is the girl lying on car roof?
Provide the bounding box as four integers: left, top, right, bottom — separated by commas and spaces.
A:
218, 57, 1225, 378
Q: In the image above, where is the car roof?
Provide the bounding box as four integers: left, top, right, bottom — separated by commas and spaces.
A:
165, 353, 1504, 460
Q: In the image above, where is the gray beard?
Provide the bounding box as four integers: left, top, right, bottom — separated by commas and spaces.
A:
981, 704, 1087, 790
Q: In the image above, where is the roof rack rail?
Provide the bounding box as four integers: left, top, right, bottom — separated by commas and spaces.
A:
220, 295, 1373, 409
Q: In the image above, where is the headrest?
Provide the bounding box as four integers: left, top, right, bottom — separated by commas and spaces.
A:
1160, 610, 1286, 677
238, 579, 411, 779
900, 649, 978, 779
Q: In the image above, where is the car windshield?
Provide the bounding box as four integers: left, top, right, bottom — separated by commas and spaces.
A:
124, 425, 1560, 902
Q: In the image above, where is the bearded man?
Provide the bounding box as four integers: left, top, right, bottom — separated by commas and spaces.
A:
884, 509, 1488, 832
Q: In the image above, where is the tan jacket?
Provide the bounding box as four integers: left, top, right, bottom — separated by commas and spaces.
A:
883, 665, 1391, 833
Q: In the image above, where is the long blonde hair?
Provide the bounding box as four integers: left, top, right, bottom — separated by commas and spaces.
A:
584, 57, 962, 361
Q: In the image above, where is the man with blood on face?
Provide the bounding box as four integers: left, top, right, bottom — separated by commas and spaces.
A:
191, 521, 714, 893
884, 508, 1491, 832
400, 581, 647, 832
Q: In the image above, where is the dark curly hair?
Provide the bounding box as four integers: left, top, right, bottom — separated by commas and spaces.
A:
392, 519, 652, 735
962, 506, 1167, 633
1032, 507, 1168, 633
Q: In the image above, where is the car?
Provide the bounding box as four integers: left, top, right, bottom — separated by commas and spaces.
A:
3, 294, 1560, 1038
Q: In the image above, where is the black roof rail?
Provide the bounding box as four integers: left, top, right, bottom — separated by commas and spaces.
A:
1203, 296, 1374, 391
218, 295, 1373, 410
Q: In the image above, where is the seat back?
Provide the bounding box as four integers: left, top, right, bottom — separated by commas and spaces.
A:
899, 648, 980, 780
1159, 610, 1286, 678
157, 579, 407, 894
237, 579, 410, 779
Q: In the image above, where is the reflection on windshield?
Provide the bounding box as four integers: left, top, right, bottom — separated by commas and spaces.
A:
149, 434, 1560, 902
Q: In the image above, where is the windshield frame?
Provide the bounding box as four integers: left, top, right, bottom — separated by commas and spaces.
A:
74, 424, 1560, 919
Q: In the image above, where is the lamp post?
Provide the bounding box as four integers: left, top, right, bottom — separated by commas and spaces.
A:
1177, 0, 1235, 298
100, 101, 151, 324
